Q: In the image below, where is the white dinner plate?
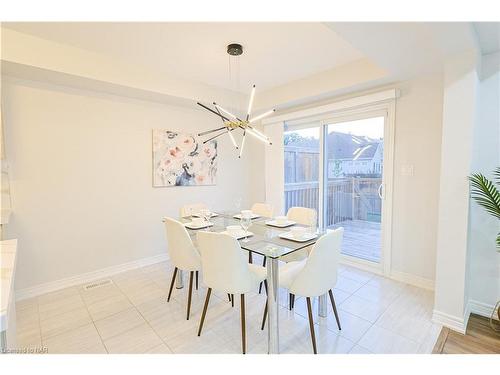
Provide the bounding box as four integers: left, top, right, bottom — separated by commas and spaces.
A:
278, 231, 317, 242
191, 212, 219, 218
233, 213, 260, 220
184, 221, 214, 230
265, 220, 296, 228
220, 230, 254, 240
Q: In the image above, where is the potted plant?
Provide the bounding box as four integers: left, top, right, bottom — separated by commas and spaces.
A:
469, 167, 500, 327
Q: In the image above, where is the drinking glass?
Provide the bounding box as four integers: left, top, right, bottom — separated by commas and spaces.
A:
187, 207, 194, 221
234, 197, 242, 212
200, 209, 212, 230
309, 211, 317, 234
240, 215, 251, 242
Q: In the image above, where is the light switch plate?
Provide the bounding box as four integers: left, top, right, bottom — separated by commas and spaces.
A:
401, 164, 414, 176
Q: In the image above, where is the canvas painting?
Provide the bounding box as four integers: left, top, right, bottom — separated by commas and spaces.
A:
153, 129, 217, 187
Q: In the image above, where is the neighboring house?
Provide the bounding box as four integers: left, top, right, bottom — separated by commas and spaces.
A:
284, 131, 383, 182
327, 132, 383, 178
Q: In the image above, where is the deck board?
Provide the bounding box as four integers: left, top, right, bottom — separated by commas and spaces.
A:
329, 219, 381, 262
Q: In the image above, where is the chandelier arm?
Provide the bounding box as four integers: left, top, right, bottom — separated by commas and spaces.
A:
214, 106, 230, 126
246, 85, 256, 122
197, 102, 230, 122
249, 109, 276, 123
203, 129, 229, 144
238, 130, 246, 158
198, 126, 227, 137
214, 102, 244, 123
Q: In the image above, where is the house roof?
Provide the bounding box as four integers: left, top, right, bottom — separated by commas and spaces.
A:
327, 132, 380, 160
284, 131, 381, 160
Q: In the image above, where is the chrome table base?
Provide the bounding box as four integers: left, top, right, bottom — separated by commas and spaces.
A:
266, 258, 280, 354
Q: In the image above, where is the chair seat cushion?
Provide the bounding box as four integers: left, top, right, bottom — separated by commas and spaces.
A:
279, 260, 307, 290
248, 263, 267, 284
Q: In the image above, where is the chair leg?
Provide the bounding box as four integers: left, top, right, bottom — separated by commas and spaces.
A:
240, 294, 246, 354
186, 271, 194, 320
291, 294, 295, 309
195, 271, 199, 290
328, 289, 342, 330
167, 267, 178, 302
227, 294, 232, 303
231, 294, 234, 308
261, 300, 267, 330
306, 297, 318, 354
248, 251, 253, 264
197, 288, 212, 336
258, 257, 267, 294
289, 293, 293, 310
261, 280, 269, 330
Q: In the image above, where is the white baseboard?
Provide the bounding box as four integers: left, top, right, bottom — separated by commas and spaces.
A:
16, 253, 169, 301
468, 299, 498, 319
432, 308, 470, 334
339, 256, 383, 276
390, 270, 435, 291
340, 259, 434, 290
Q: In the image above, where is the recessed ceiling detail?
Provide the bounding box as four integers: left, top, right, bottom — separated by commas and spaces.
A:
2, 22, 364, 93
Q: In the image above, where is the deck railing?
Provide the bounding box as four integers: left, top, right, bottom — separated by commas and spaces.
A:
284, 177, 382, 226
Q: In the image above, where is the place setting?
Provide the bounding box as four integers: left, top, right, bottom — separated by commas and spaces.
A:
233, 209, 260, 220
265, 215, 296, 228
278, 226, 318, 242
183, 209, 215, 230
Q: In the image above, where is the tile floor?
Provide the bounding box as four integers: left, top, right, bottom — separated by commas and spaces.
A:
15, 259, 441, 354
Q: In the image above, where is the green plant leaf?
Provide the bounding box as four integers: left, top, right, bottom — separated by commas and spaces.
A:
493, 167, 500, 186
469, 173, 500, 220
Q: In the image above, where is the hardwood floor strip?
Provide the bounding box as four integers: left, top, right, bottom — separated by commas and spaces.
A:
434, 314, 500, 354
432, 327, 449, 354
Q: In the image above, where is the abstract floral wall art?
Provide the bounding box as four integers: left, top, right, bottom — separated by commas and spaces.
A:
153, 130, 217, 187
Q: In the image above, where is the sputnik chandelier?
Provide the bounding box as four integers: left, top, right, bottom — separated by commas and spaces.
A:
197, 43, 275, 158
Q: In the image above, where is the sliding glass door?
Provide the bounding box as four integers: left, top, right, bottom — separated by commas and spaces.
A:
284, 113, 388, 267
323, 116, 385, 263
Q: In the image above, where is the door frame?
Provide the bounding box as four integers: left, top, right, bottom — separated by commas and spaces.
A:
264, 89, 397, 277
319, 103, 395, 276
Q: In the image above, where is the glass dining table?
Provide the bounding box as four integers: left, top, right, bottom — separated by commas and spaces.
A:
179, 211, 328, 354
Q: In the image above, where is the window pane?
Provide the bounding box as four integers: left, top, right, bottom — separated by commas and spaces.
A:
283, 126, 320, 214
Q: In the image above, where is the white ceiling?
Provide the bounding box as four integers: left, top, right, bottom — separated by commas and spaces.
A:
326, 22, 480, 80
473, 22, 500, 54
3, 22, 364, 93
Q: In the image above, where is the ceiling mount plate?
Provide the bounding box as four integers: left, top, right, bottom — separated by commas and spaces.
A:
227, 43, 243, 56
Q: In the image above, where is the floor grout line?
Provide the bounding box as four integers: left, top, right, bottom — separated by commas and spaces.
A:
76, 285, 109, 354
112, 271, 175, 354
36, 294, 43, 350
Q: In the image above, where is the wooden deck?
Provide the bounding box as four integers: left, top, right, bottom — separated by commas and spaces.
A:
329, 219, 381, 263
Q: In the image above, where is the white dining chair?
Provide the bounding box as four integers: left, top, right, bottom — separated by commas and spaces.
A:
261, 228, 344, 354
251, 202, 274, 218
258, 206, 317, 295
163, 217, 202, 320
179, 203, 208, 218
196, 231, 267, 354
280, 206, 317, 264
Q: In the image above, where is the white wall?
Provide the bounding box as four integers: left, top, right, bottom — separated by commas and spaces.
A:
468, 52, 500, 315
2, 77, 257, 291
390, 74, 443, 283
433, 50, 479, 332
